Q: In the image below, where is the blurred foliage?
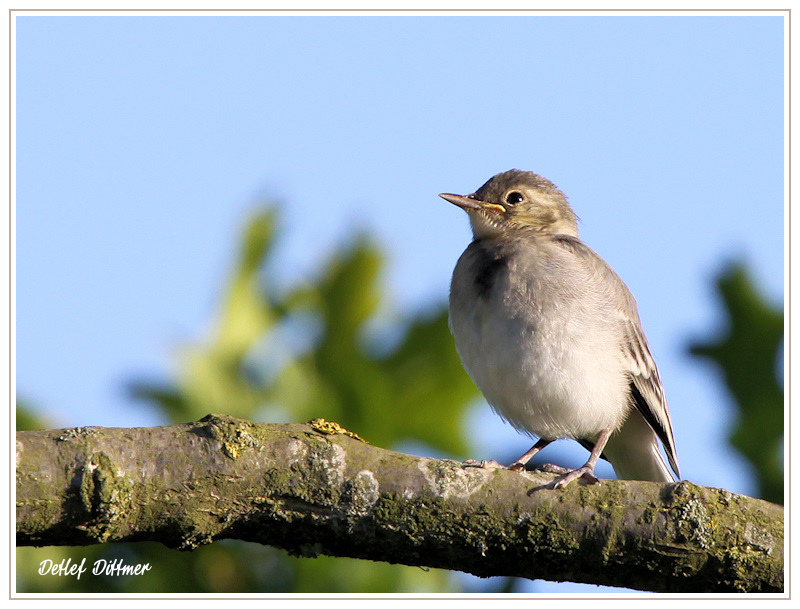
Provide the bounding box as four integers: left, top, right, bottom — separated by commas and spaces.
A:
16, 399, 47, 432
129, 209, 477, 455
689, 262, 784, 505
17, 208, 481, 593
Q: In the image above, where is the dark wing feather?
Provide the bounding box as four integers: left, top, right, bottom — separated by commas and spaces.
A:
622, 320, 680, 477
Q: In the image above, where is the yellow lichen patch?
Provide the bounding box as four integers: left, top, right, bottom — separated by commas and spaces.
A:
308, 418, 367, 443
222, 440, 240, 459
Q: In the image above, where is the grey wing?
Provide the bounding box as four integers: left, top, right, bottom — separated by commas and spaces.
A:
621, 318, 680, 478
552, 235, 680, 477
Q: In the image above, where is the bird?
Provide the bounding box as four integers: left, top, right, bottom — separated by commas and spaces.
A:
442, 169, 679, 489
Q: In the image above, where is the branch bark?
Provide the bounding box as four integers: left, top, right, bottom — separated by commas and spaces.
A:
16, 414, 783, 593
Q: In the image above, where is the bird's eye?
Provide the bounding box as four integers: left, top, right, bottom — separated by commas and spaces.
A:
506, 191, 524, 205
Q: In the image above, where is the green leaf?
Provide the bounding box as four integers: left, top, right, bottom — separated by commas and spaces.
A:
214, 210, 278, 360
134, 210, 284, 422
689, 262, 784, 504
382, 308, 479, 456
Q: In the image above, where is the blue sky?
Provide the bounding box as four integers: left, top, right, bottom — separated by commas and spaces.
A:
15, 13, 785, 594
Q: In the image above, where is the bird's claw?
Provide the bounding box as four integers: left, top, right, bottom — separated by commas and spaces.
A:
537, 463, 600, 488
462, 459, 507, 470
555, 468, 600, 488
536, 463, 571, 475
463, 459, 531, 471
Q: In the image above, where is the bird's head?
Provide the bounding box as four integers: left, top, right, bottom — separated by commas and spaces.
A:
440, 169, 578, 240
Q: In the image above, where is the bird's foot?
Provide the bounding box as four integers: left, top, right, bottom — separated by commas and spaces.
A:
463, 458, 530, 471
537, 463, 601, 488
462, 459, 508, 470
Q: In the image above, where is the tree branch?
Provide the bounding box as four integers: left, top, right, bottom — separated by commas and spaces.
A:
16, 414, 783, 593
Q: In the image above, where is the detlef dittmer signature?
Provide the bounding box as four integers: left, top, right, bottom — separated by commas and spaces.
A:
38, 558, 152, 580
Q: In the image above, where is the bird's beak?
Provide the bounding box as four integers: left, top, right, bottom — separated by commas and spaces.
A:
439, 193, 506, 214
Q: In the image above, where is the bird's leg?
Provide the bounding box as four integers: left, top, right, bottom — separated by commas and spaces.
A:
463, 438, 552, 471
508, 438, 552, 471
462, 459, 506, 470
549, 428, 612, 489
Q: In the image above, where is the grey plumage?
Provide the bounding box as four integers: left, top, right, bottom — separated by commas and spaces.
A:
443, 169, 679, 487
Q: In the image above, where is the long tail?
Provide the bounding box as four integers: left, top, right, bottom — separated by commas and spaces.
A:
602, 411, 677, 482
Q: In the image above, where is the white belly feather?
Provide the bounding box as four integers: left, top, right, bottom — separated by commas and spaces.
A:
449, 242, 631, 441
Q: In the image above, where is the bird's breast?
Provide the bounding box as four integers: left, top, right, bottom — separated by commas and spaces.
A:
449, 241, 630, 440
